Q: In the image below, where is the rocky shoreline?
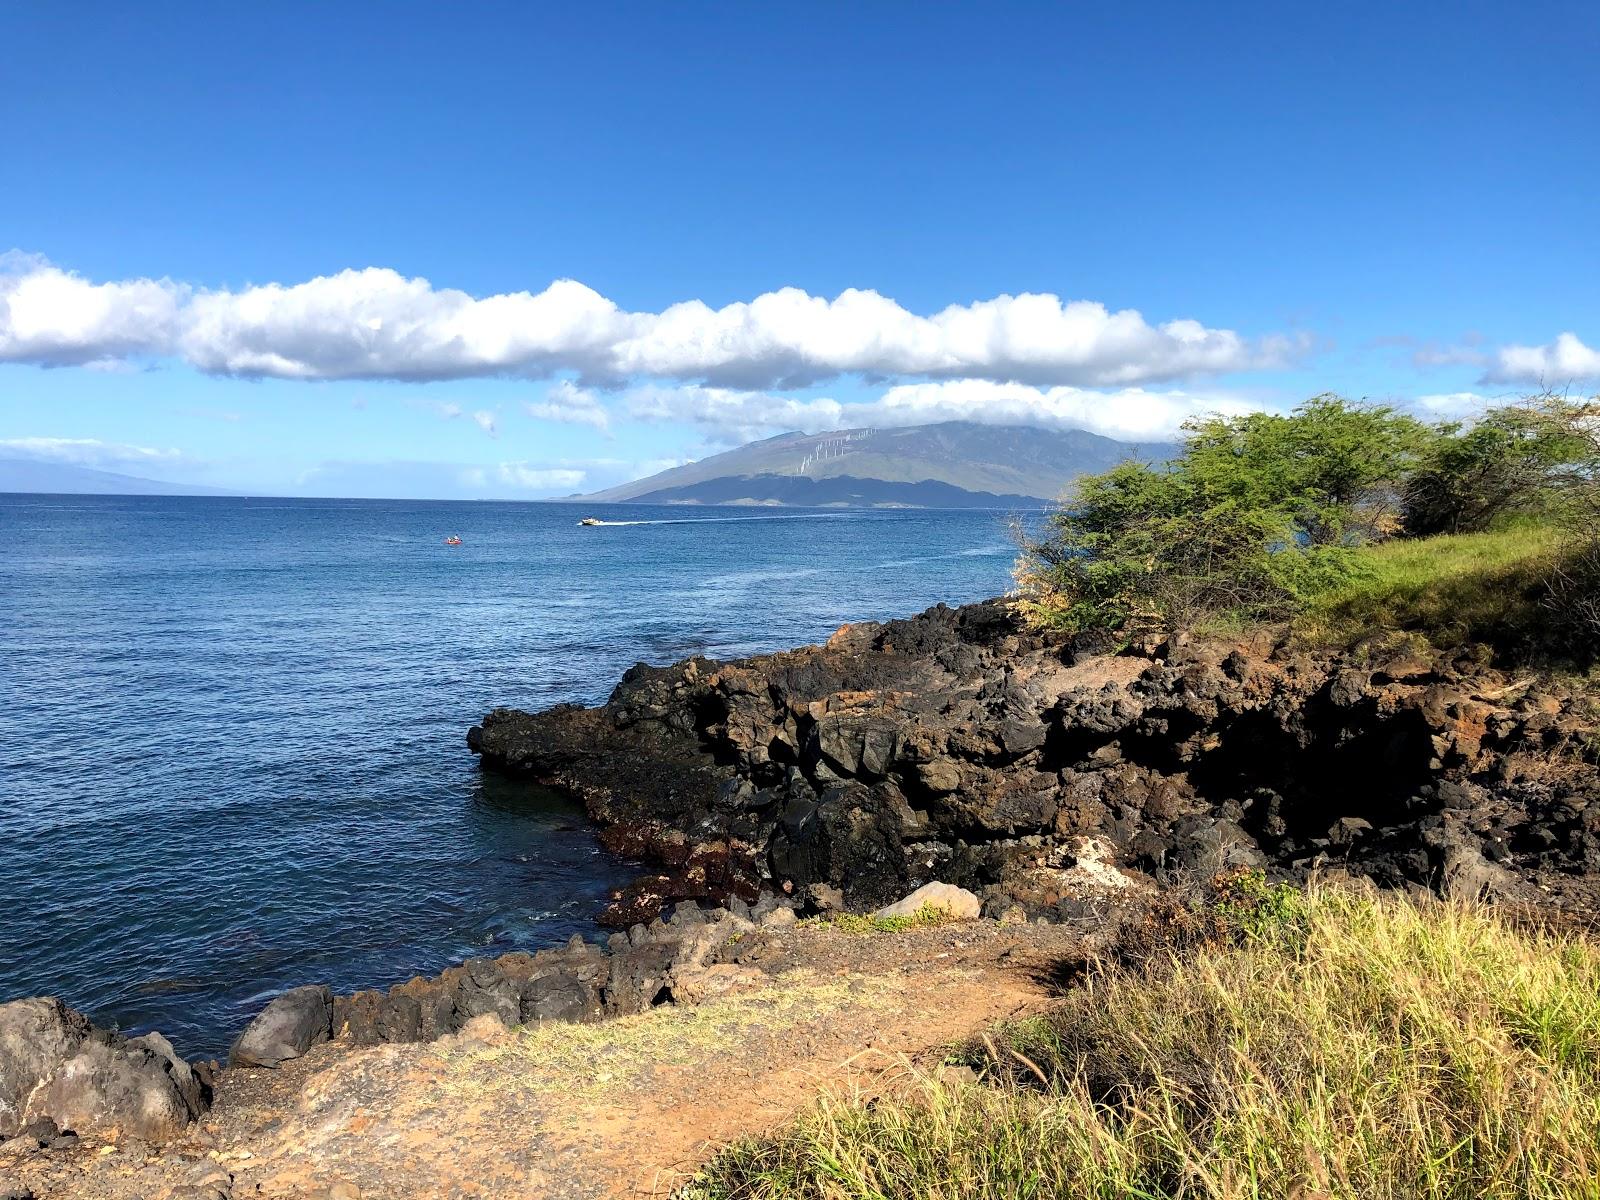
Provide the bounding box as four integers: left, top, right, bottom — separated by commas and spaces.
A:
469, 597, 1600, 923
5, 596, 1600, 1197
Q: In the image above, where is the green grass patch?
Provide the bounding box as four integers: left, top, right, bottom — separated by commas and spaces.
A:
683, 885, 1600, 1200
1293, 522, 1571, 652
800, 902, 952, 935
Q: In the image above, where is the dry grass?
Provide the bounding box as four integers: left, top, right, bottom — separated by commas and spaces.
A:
683, 885, 1600, 1200
446, 968, 899, 1101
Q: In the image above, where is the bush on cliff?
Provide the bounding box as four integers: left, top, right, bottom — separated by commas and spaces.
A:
1181, 394, 1430, 543
1016, 396, 1417, 636
1014, 462, 1325, 634
1402, 393, 1599, 537
1018, 391, 1600, 647
683, 885, 1600, 1200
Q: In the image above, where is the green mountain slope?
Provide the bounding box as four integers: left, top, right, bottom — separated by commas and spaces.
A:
575, 422, 1173, 507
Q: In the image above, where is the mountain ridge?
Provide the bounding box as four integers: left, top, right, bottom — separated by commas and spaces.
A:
571, 421, 1174, 507
0, 459, 237, 497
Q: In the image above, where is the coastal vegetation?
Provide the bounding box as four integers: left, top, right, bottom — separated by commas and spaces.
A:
646, 404, 1600, 1198
1293, 520, 1570, 650
1016, 392, 1600, 659
800, 902, 952, 934
683, 882, 1600, 1200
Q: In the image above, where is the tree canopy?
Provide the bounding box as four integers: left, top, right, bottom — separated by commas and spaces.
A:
1016, 393, 1600, 640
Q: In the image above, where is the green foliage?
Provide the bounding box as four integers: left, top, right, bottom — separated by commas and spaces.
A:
1019, 391, 1600, 642
1403, 395, 1599, 536
1209, 867, 1308, 946
1295, 521, 1570, 652
1018, 395, 1413, 635
683, 887, 1600, 1200
1183, 394, 1430, 542
1018, 465, 1316, 635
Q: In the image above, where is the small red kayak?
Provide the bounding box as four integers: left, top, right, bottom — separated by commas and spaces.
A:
444, 536, 462, 545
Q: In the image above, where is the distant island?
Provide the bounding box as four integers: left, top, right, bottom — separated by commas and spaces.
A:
567, 421, 1176, 508
0, 458, 236, 497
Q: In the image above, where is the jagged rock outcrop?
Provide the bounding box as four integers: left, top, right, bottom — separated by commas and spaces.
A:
0, 997, 208, 1144
470, 599, 1600, 923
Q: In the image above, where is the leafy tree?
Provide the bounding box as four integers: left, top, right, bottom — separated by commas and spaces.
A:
1403, 394, 1598, 536
1017, 392, 1600, 640
1182, 395, 1431, 543
1016, 463, 1306, 634
1015, 396, 1402, 635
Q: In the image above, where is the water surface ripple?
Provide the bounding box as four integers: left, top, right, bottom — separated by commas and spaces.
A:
1, 495, 1016, 1055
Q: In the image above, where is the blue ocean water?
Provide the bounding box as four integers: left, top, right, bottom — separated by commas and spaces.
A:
0, 495, 1018, 1056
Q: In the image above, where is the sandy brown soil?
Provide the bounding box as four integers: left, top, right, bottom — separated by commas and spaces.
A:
1, 920, 1090, 1200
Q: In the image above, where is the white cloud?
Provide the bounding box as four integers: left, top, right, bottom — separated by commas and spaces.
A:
0, 253, 1304, 388
0, 436, 183, 466
293, 459, 586, 498
624, 384, 846, 443
621, 380, 1256, 443
613, 290, 1304, 389
525, 380, 611, 429
1484, 332, 1600, 385
0, 253, 183, 367
857, 380, 1253, 441
179, 269, 629, 381
428, 400, 498, 437
1414, 391, 1491, 417
495, 463, 587, 490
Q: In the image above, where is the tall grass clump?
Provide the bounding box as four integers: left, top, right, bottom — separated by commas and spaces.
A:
1294, 521, 1570, 651
683, 886, 1600, 1200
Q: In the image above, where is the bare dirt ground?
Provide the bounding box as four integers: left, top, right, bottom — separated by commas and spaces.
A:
1, 921, 1090, 1200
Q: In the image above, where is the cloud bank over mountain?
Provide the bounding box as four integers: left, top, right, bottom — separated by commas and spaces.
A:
0, 436, 184, 468
611, 379, 1254, 445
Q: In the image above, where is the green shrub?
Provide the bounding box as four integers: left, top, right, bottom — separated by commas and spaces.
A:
1018, 391, 1600, 643
1183, 394, 1430, 543
1016, 467, 1322, 635
1017, 396, 1414, 635
800, 903, 951, 935
1403, 395, 1598, 537
1209, 866, 1309, 945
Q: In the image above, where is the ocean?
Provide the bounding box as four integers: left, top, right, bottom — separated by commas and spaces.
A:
0, 494, 1020, 1056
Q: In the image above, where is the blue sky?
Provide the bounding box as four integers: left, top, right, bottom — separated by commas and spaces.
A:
2, 1, 1597, 498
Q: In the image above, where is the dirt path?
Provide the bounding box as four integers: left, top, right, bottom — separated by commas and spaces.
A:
3, 922, 1087, 1200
